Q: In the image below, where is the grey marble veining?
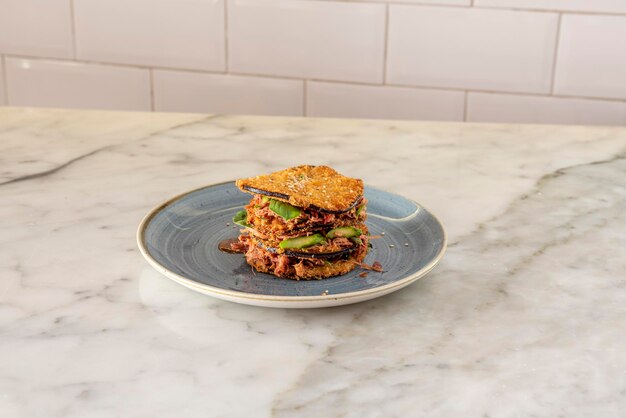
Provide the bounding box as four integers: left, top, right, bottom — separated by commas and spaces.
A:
0, 107, 625, 417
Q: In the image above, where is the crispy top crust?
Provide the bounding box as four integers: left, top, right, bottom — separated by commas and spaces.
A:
235, 165, 363, 212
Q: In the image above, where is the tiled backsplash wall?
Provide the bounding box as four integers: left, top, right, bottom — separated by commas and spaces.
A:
0, 0, 625, 125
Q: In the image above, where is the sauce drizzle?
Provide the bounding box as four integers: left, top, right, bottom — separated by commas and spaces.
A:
218, 237, 243, 254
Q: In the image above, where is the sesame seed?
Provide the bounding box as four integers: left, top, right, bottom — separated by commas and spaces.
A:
404, 243, 409, 246
389, 244, 395, 248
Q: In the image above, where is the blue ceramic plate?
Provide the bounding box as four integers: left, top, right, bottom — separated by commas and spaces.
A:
137, 182, 446, 308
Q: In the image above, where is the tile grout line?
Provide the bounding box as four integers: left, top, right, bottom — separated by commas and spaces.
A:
224, 0, 230, 73
3, 53, 626, 105
1, 56, 8, 105
149, 69, 155, 111
69, 0, 78, 59
382, 4, 389, 84
549, 13, 563, 95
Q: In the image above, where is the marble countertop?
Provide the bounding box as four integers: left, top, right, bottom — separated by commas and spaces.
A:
1, 107, 625, 417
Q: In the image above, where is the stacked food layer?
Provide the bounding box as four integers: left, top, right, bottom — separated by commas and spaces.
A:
231, 165, 369, 280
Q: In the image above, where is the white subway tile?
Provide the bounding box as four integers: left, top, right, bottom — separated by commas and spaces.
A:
307, 81, 464, 121
387, 6, 558, 93
360, 0, 470, 4
153, 70, 303, 116
74, 0, 225, 71
475, 0, 626, 14
0, 0, 73, 58
554, 15, 626, 100
467, 93, 626, 126
228, 0, 385, 83
5, 58, 151, 111
399, 0, 470, 4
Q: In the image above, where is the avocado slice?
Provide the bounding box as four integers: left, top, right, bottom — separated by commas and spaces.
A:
279, 233, 326, 249
269, 199, 301, 220
326, 226, 362, 239
257, 239, 356, 259
285, 247, 356, 259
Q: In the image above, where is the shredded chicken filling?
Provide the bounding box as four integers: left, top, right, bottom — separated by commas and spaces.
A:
245, 195, 367, 242
234, 234, 369, 278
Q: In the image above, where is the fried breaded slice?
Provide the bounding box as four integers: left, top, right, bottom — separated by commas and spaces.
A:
235, 165, 363, 213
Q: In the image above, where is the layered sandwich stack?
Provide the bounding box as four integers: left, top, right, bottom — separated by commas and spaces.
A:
231, 165, 369, 280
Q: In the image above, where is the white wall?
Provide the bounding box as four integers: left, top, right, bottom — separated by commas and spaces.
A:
0, 0, 625, 125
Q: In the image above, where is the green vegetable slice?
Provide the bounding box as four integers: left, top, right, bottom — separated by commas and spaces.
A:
233, 209, 251, 228
269, 199, 301, 220
350, 237, 363, 246
279, 233, 326, 249
326, 226, 362, 239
